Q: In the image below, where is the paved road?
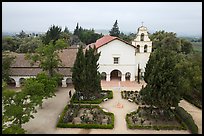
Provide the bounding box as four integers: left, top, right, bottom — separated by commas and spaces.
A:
22, 84, 201, 134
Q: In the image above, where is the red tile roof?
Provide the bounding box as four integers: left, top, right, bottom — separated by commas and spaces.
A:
95, 35, 117, 48
94, 35, 136, 49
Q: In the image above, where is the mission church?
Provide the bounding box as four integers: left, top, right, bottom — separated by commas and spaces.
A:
9, 25, 152, 87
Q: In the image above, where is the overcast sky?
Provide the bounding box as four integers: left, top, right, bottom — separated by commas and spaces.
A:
2, 2, 202, 36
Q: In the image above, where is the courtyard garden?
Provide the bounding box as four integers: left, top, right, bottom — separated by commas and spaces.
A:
57, 104, 114, 129
121, 90, 145, 105
122, 90, 198, 134
126, 106, 187, 130
70, 90, 113, 104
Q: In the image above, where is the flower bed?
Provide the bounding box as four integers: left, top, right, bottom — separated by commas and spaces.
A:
126, 106, 187, 130
57, 104, 114, 129
121, 90, 145, 105
70, 90, 113, 104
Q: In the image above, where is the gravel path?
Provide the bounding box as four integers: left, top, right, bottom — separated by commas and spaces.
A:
179, 100, 202, 134
21, 83, 201, 134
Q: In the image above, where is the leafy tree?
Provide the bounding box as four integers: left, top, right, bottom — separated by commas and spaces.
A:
181, 53, 202, 103
2, 89, 37, 129
42, 25, 62, 44
36, 72, 58, 99
16, 37, 43, 53
119, 32, 135, 43
140, 46, 185, 112
149, 31, 180, 52
2, 36, 21, 52
74, 25, 103, 45
2, 124, 26, 134
16, 30, 27, 38
64, 26, 70, 34
22, 78, 45, 108
180, 39, 193, 54
2, 51, 15, 82
109, 20, 120, 37
26, 39, 67, 77
69, 35, 85, 46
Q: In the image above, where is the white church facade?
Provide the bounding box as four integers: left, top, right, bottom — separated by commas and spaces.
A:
8, 26, 152, 87
95, 26, 152, 82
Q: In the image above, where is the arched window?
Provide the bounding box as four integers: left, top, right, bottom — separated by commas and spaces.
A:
136, 45, 140, 53
101, 72, 107, 80
125, 72, 131, 81
141, 33, 144, 41
144, 45, 147, 52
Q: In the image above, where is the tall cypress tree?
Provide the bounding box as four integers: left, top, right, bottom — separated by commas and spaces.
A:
73, 23, 79, 36
109, 20, 120, 37
83, 46, 101, 99
72, 45, 101, 100
71, 45, 85, 98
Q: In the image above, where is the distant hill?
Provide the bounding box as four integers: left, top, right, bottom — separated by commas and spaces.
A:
2, 32, 16, 37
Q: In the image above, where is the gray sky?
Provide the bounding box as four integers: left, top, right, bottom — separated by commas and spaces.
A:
2, 2, 202, 36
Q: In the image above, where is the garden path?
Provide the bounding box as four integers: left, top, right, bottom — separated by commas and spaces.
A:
21, 81, 202, 134
179, 100, 202, 134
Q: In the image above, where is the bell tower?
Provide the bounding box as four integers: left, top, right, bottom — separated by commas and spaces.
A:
132, 25, 152, 79
132, 25, 152, 53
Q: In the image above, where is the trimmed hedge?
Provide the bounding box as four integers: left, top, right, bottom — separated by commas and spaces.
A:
126, 108, 187, 130
70, 90, 113, 104
57, 104, 114, 129
175, 106, 198, 134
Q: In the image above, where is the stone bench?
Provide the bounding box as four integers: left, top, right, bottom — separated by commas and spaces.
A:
128, 99, 133, 102
103, 98, 108, 102
102, 108, 108, 112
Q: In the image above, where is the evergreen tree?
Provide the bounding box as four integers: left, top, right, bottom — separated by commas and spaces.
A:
64, 26, 70, 34
2, 52, 15, 82
84, 46, 101, 99
71, 45, 86, 99
109, 20, 120, 37
140, 46, 184, 112
42, 25, 62, 45
73, 23, 79, 36
72, 46, 102, 100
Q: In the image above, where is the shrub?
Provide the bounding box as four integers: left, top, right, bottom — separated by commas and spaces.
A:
125, 107, 188, 130
175, 106, 198, 134
70, 90, 113, 104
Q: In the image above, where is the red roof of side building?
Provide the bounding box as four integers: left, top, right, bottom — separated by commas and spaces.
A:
94, 35, 136, 49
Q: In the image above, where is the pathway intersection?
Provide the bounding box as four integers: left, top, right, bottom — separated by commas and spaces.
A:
21, 81, 201, 134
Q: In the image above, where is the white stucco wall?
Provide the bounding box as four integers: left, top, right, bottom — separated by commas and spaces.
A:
135, 52, 151, 74
97, 39, 136, 81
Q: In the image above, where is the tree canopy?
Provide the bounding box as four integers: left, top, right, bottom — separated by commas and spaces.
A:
42, 25, 62, 45
73, 23, 103, 45
2, 51, 15, 82
109, 20, 120, 37
26, 39, 67, 77
72, 46, 101, 100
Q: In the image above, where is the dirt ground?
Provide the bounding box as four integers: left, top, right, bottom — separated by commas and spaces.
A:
21, 81, 202, 134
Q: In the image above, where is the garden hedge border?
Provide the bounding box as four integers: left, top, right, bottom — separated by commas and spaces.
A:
175, 106, 198, 134
70, 90, 113, 104
57, 104, 114, 129
183, 94, 202, 109
126, 108, 187, 131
